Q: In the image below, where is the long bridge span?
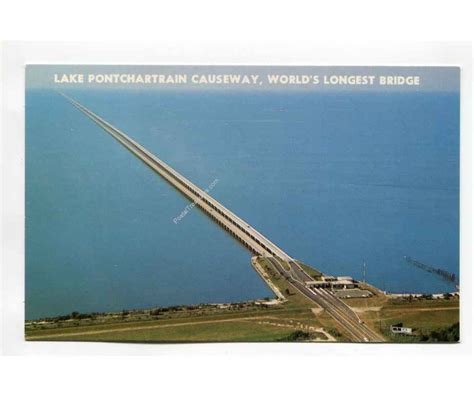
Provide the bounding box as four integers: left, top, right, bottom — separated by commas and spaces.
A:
62, 93, 384, 342
62, 93, 292, 262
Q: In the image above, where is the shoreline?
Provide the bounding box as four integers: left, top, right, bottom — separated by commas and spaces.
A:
25, 257, 460, 324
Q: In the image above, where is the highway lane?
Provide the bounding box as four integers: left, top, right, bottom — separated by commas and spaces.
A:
265, 258, 365, 341
317, 288, 383, 341
265, 257, 384, 342
288, 260, 314, 282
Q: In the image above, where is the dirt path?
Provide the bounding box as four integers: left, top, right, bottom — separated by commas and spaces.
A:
350, 306, 382, 313
26, 315, 284, 340
384, 306, 459, 312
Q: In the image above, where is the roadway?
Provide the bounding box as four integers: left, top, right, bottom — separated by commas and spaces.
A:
265, 257, 384, 342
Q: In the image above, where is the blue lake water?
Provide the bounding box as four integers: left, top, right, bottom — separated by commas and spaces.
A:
26, 89, 459, 319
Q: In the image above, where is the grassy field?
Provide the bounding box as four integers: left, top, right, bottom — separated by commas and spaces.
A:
25, 257, 459, 343
29, 317, 330, 343
350, 296, 459, 341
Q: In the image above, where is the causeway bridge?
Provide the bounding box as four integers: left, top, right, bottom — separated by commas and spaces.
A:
62, 94, 292, 262
63, 93, 384, 342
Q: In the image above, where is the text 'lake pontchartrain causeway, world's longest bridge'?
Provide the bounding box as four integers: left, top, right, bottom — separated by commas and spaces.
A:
62, 93, 384, 342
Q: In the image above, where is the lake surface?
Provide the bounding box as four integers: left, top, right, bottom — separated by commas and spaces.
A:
26, 89, 459, 319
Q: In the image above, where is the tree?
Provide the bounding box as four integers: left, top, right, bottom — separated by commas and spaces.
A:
278, 330, 312, 342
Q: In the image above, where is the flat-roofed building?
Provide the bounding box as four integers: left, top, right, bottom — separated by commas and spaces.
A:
305, 280, 331, 289
331, 280, 356, 289
336, 276, 354, 282
390, 324, 413, 335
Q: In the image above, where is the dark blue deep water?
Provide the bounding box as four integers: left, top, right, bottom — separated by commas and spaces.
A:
26, 89, 459, 319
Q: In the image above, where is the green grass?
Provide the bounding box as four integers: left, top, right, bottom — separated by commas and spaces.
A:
26, 303, 326, 342
27, 312, 329, 343
297, 261, 323, 279
40, 320, 296, 343
357, 298, 459, 342
256, 257, 318, 308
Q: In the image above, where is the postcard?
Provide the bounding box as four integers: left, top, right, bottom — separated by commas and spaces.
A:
25, 65, 460, 343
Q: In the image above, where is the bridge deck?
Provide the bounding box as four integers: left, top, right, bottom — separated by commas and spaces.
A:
62, 94, 293, 261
